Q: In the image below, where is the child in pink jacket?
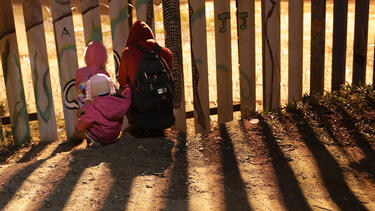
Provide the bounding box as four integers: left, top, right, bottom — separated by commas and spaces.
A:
75, 41, 110, 115
74, 73, 132, 146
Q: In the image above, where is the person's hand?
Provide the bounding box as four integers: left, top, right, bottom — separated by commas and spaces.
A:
121, 86, 132, 99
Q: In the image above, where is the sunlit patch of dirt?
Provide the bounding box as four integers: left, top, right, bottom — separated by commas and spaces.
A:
0, 85, 375, 210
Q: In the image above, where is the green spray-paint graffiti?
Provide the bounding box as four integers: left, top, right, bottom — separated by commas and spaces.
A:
189, 2, 206, 130
190, 7, 204, 28
136, 0, 152, 10
32, 52, 53, 122
58, 43, 76, 62
1, 40, 10, 84
216, 64, 230, 72
12, 101, 30, 145
239, 69, 252, 100
13, 55, 31, 145
110, 6, 128, 40
86, 21, 103, 45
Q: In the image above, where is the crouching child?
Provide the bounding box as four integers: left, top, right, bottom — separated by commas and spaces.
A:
73, 73, 132, 147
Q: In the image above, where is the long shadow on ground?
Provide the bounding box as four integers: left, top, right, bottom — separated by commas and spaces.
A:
259, 116, 312, 210
165, 132, 188, 210
219, 124, 253, 210
332, 101, 375, 180
0, 141, 77, 209
306, 97, 375, 181
288, 107, 368, 211
40, 134, 174, 210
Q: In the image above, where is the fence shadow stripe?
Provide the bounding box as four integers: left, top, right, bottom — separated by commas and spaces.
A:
219, 124, 252, 210
332, 101, 375, 180
165, 132, 188, 211
0, 141, 76, 209
289, 108, 367, 210
259, 116, 312, 210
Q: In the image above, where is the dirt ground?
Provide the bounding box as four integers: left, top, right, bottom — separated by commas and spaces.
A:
1, 85, 375, 211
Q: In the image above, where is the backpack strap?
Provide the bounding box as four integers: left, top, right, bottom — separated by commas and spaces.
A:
135, 44, 161, 54
135, 44, 149, 54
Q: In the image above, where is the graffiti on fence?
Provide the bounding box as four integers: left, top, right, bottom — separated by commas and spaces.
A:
240, 69, 252, 101
61, 27, 71, 38
114, 50, 121, 79
110, 5, 128, 41
10, 42, 31, 145
81, 0, 103, 44
189, 2, 206, 130
218, 12, 230, 33
238, 12, 248, 30
32, 52, 53, 123
62, 79, 79, 110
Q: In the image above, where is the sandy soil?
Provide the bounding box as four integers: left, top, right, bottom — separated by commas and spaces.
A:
1, 85, 375, 210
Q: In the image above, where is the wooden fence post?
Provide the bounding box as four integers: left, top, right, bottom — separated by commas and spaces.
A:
0, 0, 31, 146
80, 0, 103, 45
353, 0, 370, 85
188, 0, 210, 132
310, 0, 326, 94
22, 0, 58, 142
262, 0, 280, 111
135, 0, 155, 34
288, 0, 303, 103
332, 0, 348, 91
237, 0, 256, 116
50, 0, 80, 139
108, 0, 130, 79
214, 0, 233, 123
162, 0, 186, 131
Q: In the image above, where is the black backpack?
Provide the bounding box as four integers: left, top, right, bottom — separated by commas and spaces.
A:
131, 44, 175, 130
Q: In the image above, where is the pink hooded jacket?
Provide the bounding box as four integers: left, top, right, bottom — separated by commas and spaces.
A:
75, 88, 132, 144
75, 41, 110, 101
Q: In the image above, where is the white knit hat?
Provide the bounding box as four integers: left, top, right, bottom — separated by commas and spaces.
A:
85, 73, 116, 102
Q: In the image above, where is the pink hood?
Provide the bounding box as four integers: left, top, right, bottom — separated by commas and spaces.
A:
85, 41, 107, 67
75, 41, 110, 98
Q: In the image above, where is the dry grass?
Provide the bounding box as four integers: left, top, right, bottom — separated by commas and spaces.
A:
1, 0, 375, 137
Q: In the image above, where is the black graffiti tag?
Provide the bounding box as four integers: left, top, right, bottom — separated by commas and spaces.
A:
218, 12, 230, 33
62, 79, 78, 110
238, 12, 248, 30
61, 27, 70, 38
